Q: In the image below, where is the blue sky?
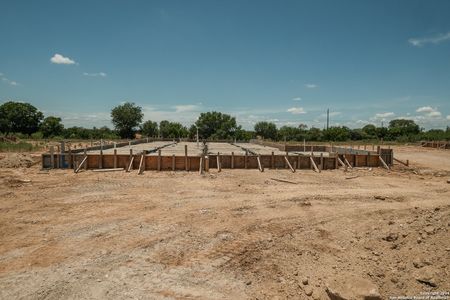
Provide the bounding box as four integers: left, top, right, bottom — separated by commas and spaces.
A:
1, 0, 450, 130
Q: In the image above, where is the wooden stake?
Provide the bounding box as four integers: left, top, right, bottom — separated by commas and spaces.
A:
217, 152, 221, 172
320, 153, 324, 171
379, 155, 390, 170
68, 147, 72, 169
99, 149, 103, 169
172, 154, 176, 171
393, 157, 409, 166
113, 149, 117, 169
231, 151, 234, 169
205, 155, 209, 172
158, 150, 161, 171
245, 150, 248, 169
84, 149, 88, 170
343, 155, 353, 169
199, 156, 204, 175
93, 168, 124, 172
50, 146, 54, 169
271, 151, 274, 169
257, 156, 264, 172
138, 152, 145, 175
75, 155, 87, 173
284, 156, 295, 173
127, 156, 134, 172
185, 145, 188, 171
310, 156, 320, 173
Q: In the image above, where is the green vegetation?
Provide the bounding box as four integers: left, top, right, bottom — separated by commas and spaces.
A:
0, 141, 43, 152
111, 102, 143, 138
0, 101, 43, 135
1, 100, 449, 142
40, 116, 64, 138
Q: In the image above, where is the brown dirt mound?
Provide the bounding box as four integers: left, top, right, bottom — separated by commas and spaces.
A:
0, 153, 37, 168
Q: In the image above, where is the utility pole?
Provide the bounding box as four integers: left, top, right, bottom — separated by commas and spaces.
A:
326, 108, 329, 130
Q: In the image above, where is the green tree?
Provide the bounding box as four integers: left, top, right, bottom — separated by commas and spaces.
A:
195, 111, 240, 139
362, 124, 377, 138
141, 120, 158, 137
159, 120, 188, 138
388, 119, 420, 139
322, 126, 351, 141
254, 121, 277, 140
40, 116, 64, 138
111, 102, 143, 138
0, 101, 44, 135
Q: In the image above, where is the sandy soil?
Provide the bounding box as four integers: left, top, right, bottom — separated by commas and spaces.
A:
0, 146, 449, 299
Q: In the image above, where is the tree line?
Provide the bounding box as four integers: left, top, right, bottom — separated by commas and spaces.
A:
1, 101, 449, 142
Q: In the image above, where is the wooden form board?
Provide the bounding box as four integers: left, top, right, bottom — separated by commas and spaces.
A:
43, 152, 383, 171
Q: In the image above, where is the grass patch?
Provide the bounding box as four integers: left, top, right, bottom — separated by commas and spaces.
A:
0, 141, 43, 152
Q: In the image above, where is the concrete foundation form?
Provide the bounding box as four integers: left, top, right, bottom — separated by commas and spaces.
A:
42, 139, 394, 172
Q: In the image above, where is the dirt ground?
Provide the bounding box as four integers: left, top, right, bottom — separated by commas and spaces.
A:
0, 146, 449, 299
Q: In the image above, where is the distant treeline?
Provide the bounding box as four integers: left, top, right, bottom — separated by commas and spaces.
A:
1, 101, 449, 142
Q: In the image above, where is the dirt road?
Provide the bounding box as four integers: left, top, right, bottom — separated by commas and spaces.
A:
0, 146, 449, 299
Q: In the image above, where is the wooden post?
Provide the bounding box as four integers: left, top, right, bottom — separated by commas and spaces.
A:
367, 152, 370, 167
217, 152, 221, 172
138, 152, 145, 175
199, 156, 203, 175
84, 149, 88, 170
245, 150, 248, 169
310, 156, 320, 173
334, 153, 338, 169
158, 150, 161, 171
172, 154, 175, 171
257, 156, 264, 172
50, 146, 54, 169
231, 152, 234, 169
297, 153, 300, 169
343, 155, 353, 169
271, 151, 274, 169
113, 149, 117, 169
56, 154, 60, 168
99, 149, 103, 169
303, 139, 306, 152
320, 153, 324, 171
284, 156, 295, 173
68, 146, 72, 169
74, 156, 88, 173
185, 145, 188, 171
379, 156, 390, 170
205, 155, 209, 172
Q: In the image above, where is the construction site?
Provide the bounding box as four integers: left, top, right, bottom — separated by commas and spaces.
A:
1, 140, 449, 299
41, 139, 394, 174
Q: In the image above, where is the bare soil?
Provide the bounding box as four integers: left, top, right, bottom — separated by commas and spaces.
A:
0, 146, 449, 299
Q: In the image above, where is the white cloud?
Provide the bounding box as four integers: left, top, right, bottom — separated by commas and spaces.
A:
292, 97, 302, 101
416, 106, 442, 118
50, 53, 76, 65
287, 107, 306, 114
374, 112, 395, 119
416, 106, 434, 113
0, 73, 19, 86
447, 115, 450, 120
409, 32, 450, 47
83, 72, 107, 77
305, 83, 318, 89
173, 104, 201, 113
